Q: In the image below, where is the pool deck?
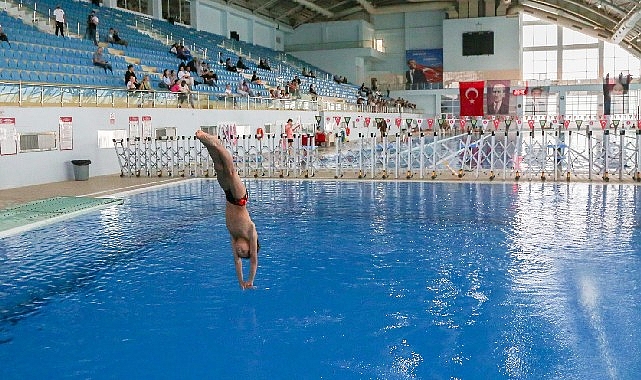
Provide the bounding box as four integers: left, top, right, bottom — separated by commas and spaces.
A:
0, 175, 189, 210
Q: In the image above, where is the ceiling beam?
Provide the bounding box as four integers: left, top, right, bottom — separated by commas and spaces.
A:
291, 0, 334, 17
612, 4, 641, 44
355, 0, 376, 14
253, 0, 280, 13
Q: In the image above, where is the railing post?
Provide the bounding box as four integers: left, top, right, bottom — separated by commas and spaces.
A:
619, 129, 625, 181
636, 130, 641, 181
603, 129, 610, 181
370, 132, 376, 179
419, 132, 424, 179
394, 133, 400, 179
587, 129, 593, 181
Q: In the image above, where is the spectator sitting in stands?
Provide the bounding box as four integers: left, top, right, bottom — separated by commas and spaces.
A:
258, 58, 271, 71
177, 64, 193, 87
92, 46, 112, 73
225, 58, 237, 72
0, 25, 11, 47
199, 60, 211, 76
169, 79, 181, 93
221, 83, 236, 103
236, 56, 248, 71
186, 67, 201, 86
308, 84, 318, 100
139, 75, 153, 92
175, 45, 192, 61
333, 75, 342, 84
108, 28, 128, 47
201, 68, 218, 86
236, 79, 255, 97
250, 70, 262, 85
124, 64, 139, 88
186, 57, 199, 74
302, 67, 308, 77
308, 70, 316, 78
126, 75, 137, 91
159, 69, 171, 89
136, 75, 153, 107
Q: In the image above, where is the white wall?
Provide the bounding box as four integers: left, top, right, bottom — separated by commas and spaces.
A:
194, 0, 286, 50
197, 3, 224, 36
442, 16, 521, 81
286, 12, 446, 86
0, 107, 421, 190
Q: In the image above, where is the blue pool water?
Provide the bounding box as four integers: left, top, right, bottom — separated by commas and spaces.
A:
0, 180, 640, 379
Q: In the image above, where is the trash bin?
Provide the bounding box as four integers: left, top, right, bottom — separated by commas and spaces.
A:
71, 160, 91, 181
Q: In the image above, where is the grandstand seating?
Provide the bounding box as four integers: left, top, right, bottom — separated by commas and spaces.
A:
0, 0, 359, 103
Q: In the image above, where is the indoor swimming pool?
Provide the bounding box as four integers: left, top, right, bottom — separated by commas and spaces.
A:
0, 179, 639, 379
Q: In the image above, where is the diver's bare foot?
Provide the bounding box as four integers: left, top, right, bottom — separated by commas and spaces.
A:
195, 130, 219, 146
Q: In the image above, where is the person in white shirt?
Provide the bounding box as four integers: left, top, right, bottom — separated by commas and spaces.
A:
53, 5, 65, 37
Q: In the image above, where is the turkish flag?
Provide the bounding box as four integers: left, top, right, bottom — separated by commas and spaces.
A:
459, 81, 485, 116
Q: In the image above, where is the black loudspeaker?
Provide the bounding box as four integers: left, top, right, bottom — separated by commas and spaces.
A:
230, 31, 239, 41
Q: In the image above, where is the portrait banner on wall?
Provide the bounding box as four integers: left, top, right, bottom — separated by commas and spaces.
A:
486, 80, 511, 115
603, 73, 631, 115
59, 116, 73, 151
405, 49, 443, 85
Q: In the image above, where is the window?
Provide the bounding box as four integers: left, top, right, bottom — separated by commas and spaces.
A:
19, 132, 57, 152
523, 50, 557, 80
155, 127, 177, 139
603, 42, 640, 78
162, 0, 191, 25
522, 24, 557, 47
98, 129, 127, 149
562, 49, 598, 80
522, 13, 540, 22
375, 39, 384, 53
562, 29, 597, 46
565, 91, 598, 116
117, 0, 150, 15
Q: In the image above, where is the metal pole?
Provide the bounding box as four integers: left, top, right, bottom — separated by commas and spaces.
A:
394, 133, 400, 179
619, 129, 625, 181
603, 129, 610, 181
419, 132, 425, 179
370, 132, 376, 179
588, 129, 593, 181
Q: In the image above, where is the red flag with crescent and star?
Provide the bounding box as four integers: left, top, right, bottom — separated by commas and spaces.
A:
459, 81, 485, 116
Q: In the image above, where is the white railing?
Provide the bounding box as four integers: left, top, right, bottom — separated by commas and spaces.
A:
113, 122, 641, 183
0, 81, 378, 111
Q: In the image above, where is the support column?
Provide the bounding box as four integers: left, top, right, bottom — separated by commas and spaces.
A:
151, 0, 162, 20
190, 0, 199, 29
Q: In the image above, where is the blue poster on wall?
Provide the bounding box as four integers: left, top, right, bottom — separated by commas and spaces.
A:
405, 49, 443, 85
